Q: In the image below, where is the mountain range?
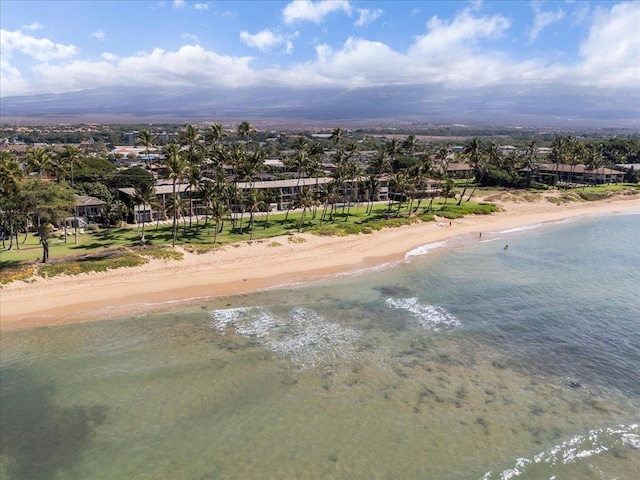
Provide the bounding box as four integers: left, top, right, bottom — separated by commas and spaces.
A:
1, 85, 638, 128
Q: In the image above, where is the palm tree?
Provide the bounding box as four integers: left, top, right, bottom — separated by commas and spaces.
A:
402, 134, 419, 157
368, 147, 392, 175
458, 138, 481, 205
136, 129, 155, 168
131, 183, 156, 244
206, 123, 226, 147
26, 147, 52, 177
364, 175, 379, 215
237, 121, 254, 150
246, 189, 266, 240
524, 140, 536, 187
58, 145, 84, 243
465, 141, 493, 201
209, 198, 231, 243
319, 181, 341, 225
385, 139, 401, 171
0, 152, 26, 250
185, 164, 202, 229
0, 152, 24, 195
329, 127, 343, 148
182, 123, 202, 165
291, 187, 316, 232
162, 143, 189, 246
198, 180, 216, 228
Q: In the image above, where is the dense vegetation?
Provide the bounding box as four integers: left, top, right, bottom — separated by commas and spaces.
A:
1, 121, 639, 280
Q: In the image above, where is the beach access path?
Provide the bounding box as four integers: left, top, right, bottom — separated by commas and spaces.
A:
1, 193, 638, 331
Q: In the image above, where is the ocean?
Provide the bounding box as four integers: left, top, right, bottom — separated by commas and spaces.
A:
1, 212, 639, 480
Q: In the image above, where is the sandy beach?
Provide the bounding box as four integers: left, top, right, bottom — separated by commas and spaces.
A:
2, 193, 638, 331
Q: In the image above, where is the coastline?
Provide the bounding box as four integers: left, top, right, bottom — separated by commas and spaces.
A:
2, 194, 638, 331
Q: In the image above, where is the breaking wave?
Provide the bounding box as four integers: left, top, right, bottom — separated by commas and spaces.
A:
210, 306, 361, 367
385, 297, 461, 330
481, 423, 640, 479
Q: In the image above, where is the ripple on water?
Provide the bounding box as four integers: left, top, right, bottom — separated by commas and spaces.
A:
209, 306, 362, 367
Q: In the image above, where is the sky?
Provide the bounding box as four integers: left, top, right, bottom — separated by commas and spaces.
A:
1, 0, 639, 98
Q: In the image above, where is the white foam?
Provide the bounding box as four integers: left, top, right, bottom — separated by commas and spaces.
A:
405, 241, 448, 258
482, 423, 639, 479
210, 306, 361, 367
499, 224, 542, 234
385, 297, 460, 330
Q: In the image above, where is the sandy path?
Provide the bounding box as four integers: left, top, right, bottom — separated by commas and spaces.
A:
1, 193, 638, 330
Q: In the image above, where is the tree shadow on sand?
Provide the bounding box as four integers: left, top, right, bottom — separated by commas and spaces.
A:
0, 364, 109, 480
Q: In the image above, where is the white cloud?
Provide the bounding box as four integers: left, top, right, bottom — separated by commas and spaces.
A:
101, 52, 119, 62
240, 29, 284, 52
182, 33, 200, 44
283, 0, 351, 24
355, 8, 383, 27
91, 30, 106, 41
27, 45, 256, 94
173, 0, 185, 9
194, 3, 209, 10
22, 23, 43, 31
0, 29, 78, 61
574, 1, 640, 87
2, 3, 638, 97
410, 7, 511, 60
528, 1, 565, 43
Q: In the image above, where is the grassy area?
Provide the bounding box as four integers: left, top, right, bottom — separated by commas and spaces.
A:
0, 198, 510, 284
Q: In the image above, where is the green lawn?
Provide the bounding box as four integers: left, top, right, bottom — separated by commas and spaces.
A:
0, 198, 507, 283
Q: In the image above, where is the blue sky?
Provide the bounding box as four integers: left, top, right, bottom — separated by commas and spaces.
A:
1, 0, 639, 98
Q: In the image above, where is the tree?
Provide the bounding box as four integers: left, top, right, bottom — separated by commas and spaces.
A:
206, 123, 226, 147
0, 152, 24, 195
0, 152, 27, 250
291, 187, 316, 232
22, 179, 74, 263
458, 138, 482, 205
162, 143, 189, 246
26, 147, 52, 177
246, 189, 266, 240
237, 121, 254, 147
181, 123, 202, 165
136, 129, 155, 167
131, 183, 157, 244
329, 127, 343, 147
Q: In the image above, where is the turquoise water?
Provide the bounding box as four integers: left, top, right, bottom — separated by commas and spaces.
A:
1, 213, 639, 479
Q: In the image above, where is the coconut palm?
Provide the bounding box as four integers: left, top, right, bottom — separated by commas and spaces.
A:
465, 141, 492, 201
136, 129, 156, 167
206, 123, 226, 147
237, 121, 254, 149
182, 123, 202, 165
0, 152, 24, 195
364, 175, 380, 215
162, 142, 189, 246
402, 134, 419, 157
458, 138, 481, 205
368, 147, 392, 175
329, 127, 343, 147
131, 183, 156, 244
291, 187, 316, 232
209, 198, 231, 243
246, 189, 266, 240
185, 164, 202, 229
319, 181, 341, 225
26, 147, 52, 177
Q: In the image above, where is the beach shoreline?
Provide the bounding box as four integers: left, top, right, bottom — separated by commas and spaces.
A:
2, 193, 639, 331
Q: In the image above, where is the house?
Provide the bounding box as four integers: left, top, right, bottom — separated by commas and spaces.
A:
74, 195, 105, 222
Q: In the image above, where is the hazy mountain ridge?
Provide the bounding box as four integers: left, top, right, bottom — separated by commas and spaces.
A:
1, 85, 638, 128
